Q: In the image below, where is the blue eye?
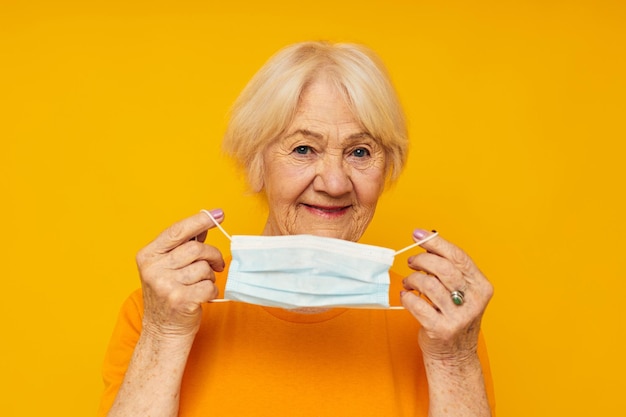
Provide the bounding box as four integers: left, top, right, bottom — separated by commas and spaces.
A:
294, 146, 311, 155
352, 148, 370, 158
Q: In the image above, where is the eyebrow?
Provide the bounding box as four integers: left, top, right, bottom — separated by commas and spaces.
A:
286, 129, 374, 141
287, 129, 323, 139
346, 132, 375, 141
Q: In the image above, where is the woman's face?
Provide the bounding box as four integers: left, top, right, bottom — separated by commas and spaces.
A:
261, 77, 387, 241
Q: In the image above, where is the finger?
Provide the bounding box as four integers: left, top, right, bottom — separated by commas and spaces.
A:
166, 240, 225, 272
403, 272, 454, 314
184, 279, 220, 304
412, 229, 482, 281
149, 209, 225, 254
192, 230, 208, 243
400, 290, 442, 329
408, 252, 465, 293
174, 260, 216, 285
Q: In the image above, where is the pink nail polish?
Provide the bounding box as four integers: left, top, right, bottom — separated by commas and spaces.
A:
209, 208, 224, 220
413, 228, 428, 240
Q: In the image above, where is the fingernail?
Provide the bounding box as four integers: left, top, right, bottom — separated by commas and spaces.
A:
209, 208, 224, 220
413, 228, 429, 240
202, 208, 224, 223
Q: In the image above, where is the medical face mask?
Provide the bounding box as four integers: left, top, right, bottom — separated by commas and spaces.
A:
201, 210, 438, 310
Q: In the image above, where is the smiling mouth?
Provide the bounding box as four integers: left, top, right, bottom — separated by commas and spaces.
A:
303, 204, 351, 214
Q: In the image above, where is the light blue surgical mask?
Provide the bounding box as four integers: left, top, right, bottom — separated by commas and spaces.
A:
201, 210, 437, 310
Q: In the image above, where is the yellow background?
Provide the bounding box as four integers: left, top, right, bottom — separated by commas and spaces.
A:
2, 1, 624, 415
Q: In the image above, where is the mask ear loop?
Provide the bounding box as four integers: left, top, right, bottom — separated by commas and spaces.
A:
200, 209, 233, 304
387, 231, 439, 310
201, 209, 232, 241
393, 231, 439, 256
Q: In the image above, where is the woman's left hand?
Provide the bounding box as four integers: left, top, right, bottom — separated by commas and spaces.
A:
401, 230, 494, 362
402, 230, 494, 417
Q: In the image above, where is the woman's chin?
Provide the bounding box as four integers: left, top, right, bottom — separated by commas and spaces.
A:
301, 228, 360, 241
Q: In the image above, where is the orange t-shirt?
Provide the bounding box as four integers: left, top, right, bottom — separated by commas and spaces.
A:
98, 266, 495, 416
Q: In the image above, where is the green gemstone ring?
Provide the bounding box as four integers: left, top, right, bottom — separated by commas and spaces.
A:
451, 290, 465, 306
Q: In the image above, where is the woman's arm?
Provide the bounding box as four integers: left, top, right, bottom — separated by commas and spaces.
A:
421, 352, 491, 416
105, 210, 226, 417
401, 229, 494, 417
107, 332, 196, 417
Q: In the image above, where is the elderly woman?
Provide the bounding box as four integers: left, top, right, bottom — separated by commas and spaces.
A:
98, 41, 495, 417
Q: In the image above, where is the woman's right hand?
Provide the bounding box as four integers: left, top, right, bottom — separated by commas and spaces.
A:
135, 209, 226, 341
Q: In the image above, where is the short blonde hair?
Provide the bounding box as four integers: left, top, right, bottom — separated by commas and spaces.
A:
222, 41, 408, 191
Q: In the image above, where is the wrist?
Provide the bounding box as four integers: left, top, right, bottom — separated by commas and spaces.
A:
138, 322, 197, 358
423, 352, 491, 417
423, 351, 483, 378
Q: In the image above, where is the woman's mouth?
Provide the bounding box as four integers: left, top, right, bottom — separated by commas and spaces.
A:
302, 204, 351, 217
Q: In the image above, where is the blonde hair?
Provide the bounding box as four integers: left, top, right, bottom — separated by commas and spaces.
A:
222, 41, 408, 191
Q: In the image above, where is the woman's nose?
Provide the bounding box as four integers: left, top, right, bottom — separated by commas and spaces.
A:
313, 155, 352, 196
